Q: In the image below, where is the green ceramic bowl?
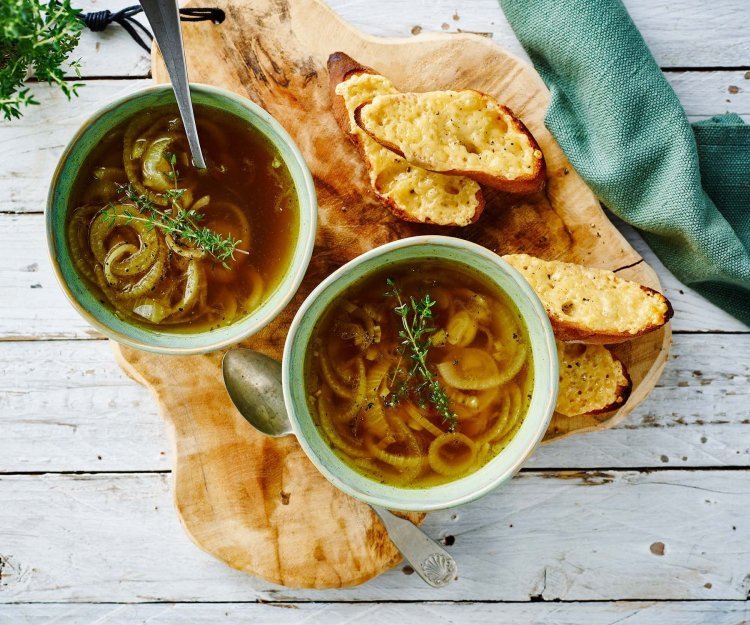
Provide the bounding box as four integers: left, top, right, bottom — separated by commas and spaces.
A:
283, 236, 558, 511
47, 84, 317, 354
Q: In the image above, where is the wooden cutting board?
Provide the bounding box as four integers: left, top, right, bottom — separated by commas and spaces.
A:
113, 0, 671, 588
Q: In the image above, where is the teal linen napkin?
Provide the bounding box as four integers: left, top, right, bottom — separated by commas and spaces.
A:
499, 0, 750, 326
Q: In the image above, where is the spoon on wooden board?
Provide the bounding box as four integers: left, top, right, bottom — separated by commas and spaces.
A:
222, 347, 458, 588
139, 0, 207, 169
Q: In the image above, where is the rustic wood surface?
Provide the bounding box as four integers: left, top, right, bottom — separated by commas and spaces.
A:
3, 602, 750, 625
111, 0, 671, 588
2, 470, 750, 602
1, 0, 749, 621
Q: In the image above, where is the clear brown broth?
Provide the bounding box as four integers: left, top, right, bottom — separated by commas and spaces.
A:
305, 260, 533, 488
67, 103, 299, 332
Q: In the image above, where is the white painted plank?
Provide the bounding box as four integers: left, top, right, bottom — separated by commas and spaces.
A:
0, 213, 743, 339
0, 470, 747, 601
1, 335, 748, 473
0, 80, 150, 215
2, 601, 748, 625
668, 71, 750, 117
0, 214, 100, 341
2, 72, 746, 215
8, 67, 750, 212
529, 332, 750, 468
62, 0, 750, 79
62, 0, 151, 79
325, 0, 750, 69
0, 341, 168, 472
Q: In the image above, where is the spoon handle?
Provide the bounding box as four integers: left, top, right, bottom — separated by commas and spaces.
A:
139, 0, 206, 169
371, 506, 457, 588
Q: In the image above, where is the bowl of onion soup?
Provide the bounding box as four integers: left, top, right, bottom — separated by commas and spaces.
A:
47, 84, 316, 354
283, 236, 558, 511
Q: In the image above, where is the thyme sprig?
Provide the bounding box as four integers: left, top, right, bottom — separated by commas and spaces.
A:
384, 278, 457, 430
101, 153, 245, 268
1, 1, 84, 120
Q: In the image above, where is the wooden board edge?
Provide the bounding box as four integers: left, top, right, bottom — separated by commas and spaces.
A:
110, 343, 237, 576
542, 323, 672, 444
145, 0, 673, 442
111, 341, 419, 586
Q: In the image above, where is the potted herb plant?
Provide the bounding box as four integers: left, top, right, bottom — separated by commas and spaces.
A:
0, 0, 83, 120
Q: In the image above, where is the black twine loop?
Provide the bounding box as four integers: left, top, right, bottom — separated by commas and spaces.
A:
81, 6, 154, 53
179, 8, 226, 22
77, 5, 225, 54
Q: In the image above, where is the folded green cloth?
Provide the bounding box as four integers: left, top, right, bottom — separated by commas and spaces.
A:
499, 0, 750, 326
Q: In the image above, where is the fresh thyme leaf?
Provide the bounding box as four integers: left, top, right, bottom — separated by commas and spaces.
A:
163, 188, 185, 203
165, 151, 181, 182
384, 374, 410, 408
384, 279, 457, 430
0, 1, 84, 120
110, 182, 244, 267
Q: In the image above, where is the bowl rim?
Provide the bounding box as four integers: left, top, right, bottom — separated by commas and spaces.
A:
283, 235, 559, 511
46, 82, 317, 355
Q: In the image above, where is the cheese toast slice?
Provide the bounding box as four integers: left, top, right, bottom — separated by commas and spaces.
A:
504, 254, 673, 343
355, 90, 545, 193
327, 52, 484, 226
556, 342, 632, 417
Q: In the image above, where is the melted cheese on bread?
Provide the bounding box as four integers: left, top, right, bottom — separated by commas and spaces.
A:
358, 90, 543, 184
504, 254, 671, 342
556, 342, 630, 416
336, 74, 482, 226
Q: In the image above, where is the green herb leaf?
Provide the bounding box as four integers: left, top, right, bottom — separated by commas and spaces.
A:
0, 1, 84, 120
113, 183, 243, 267
384, 279, 457, 430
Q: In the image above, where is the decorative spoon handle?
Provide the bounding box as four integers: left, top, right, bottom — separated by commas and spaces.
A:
139, 0, 206, 169
371, 506, 457, 588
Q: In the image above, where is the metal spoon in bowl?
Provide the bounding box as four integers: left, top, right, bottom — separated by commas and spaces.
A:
222, 348, 458, 588
139, 0, 206, 169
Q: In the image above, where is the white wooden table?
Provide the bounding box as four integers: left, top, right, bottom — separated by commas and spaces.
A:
2, 1, 749, 623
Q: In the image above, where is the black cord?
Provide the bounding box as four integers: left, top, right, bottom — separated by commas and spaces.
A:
77, 5, 225, 54
178, 8, 225, 22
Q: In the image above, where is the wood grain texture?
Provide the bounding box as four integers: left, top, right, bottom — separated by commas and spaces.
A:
109, 0, 677, 587
326, 0, 750, 69
4, 601, 749, 624
60, 0, 750, 78
0, 211, 743, 349
0, 0, 746, 618
114, 346, 419, 590
3, 74, 746, 216
2, 470, 749, 602
1, 334, 748, 473
0, 214, 745, 340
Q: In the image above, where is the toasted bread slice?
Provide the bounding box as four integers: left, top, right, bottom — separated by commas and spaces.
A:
327, 52, 484, 226
503, 254, 673, 343
556, 342, 632, 417
354, 90, 545, 193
